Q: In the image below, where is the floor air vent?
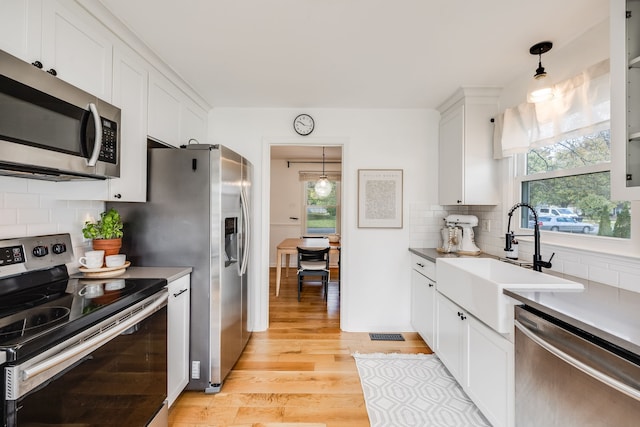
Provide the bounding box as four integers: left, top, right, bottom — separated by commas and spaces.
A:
369, 333, 405, 341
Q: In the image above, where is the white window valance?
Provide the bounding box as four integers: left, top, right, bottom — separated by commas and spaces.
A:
298, 170, 342, 182
494, 59, 610, 159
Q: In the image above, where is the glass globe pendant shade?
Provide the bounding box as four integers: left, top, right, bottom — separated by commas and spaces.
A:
527, 74, 554, 103
314, 176, 332, 198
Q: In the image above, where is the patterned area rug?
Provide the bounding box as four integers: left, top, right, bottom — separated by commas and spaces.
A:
352, 353, 491, 427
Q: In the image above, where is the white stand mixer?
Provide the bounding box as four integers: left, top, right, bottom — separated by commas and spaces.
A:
439, 214, 481, 255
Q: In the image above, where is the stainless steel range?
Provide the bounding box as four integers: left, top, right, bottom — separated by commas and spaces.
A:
0, 234, 168, 427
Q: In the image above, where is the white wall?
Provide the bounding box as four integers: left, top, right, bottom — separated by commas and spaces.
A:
208, 108, 440, 332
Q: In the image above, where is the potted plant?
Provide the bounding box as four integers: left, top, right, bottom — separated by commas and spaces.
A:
82, 208, 124, 257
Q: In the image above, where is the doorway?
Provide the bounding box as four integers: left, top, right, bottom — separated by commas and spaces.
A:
268, 144, 343, 317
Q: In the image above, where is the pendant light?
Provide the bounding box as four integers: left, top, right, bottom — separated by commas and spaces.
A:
527, 41, 554, 103
314, 147, 332, 198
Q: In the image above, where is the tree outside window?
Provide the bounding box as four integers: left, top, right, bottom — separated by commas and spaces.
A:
521, 129, 630, 239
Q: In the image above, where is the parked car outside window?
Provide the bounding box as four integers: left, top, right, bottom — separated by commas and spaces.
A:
529, 216, 597, 234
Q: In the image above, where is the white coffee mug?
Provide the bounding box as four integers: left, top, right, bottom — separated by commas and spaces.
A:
79, 250, 105, 269
105, 254, 126, 268
79, 283, 104, 298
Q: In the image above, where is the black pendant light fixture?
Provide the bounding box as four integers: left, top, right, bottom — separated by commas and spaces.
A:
314, 146, 331, 198
528, 41, 554, 103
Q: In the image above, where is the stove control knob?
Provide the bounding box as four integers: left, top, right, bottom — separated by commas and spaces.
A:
32, 245, 49, 257
52, 243, 66, 254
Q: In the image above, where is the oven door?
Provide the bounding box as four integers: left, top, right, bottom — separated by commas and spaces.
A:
4, 291, 168, 427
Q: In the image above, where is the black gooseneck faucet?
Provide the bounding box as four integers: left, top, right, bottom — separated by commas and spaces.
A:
505, 202, 554, 272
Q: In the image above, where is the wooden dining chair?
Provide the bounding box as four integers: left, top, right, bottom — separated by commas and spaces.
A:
296, 246, 330, 302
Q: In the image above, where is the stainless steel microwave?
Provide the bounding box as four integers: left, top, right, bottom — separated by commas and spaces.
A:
0, 49, 120, 181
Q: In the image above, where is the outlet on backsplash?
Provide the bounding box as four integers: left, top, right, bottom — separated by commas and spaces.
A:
481, 219, 491, 232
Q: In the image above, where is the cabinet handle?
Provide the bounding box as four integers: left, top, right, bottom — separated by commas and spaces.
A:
457, 311, 462, 317
46, 68, 57, 76
460, 314, 466, 320
416, 262, 425, 268
113, 193, 122, 199
31, 60, 43, 69
172, 288, 188, 298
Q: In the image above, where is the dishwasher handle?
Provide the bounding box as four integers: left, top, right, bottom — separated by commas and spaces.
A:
515, 319, 640, 401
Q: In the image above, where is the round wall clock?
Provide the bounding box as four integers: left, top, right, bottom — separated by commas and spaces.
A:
293, 114, 314, 136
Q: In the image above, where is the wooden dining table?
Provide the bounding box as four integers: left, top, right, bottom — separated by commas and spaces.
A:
275, 237, 340, 296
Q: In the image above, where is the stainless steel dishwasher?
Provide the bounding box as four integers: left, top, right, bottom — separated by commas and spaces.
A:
515, 305, 640, 427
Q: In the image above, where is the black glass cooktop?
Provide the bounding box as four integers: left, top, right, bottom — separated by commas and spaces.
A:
0, 268, 166, 363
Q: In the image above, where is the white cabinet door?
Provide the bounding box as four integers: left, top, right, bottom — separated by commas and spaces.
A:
180, 98, 208, 146
167, 274, 191, 407
0, 0, 112, 101
435, 292, 465, 384
0, 0, 39, 61
611, 0, 640, 200
466, 315, 514, 427
438, 103, 465, 205
109, 46, 149, 202
41, 0, 113, 101
437, 88, 500, 205
411, 269, 436, 348
148, 71, 182, 147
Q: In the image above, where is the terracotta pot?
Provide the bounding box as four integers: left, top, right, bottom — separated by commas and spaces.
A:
92, 238, 122, 258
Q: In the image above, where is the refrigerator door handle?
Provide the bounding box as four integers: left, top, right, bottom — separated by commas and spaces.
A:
239, 184, 250, 276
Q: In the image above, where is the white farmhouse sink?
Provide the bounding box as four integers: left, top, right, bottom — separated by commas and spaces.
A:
436, 258, 583, 333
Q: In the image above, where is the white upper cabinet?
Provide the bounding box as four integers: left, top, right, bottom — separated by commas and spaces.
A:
0, 0, 38, 60
148, 71, 182, 147
0, 0, 113, 101
611, 0, 640, 200
180, 97, 208, 146
40, 0, 113, 101
109, 44, 149, 202
149, 71, 208, 147
437, 87, 501, 205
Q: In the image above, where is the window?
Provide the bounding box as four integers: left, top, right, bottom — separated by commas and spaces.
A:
518, 129, 631, 239
304, 179, 340, 235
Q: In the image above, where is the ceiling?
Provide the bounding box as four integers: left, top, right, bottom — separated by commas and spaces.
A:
96, 0, 608, 110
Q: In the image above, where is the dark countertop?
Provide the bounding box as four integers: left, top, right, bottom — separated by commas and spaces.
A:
410, 247, 640, 356
408, 247, 496, 262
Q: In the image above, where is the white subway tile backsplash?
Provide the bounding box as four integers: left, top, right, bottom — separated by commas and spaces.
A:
18, 208, 50, 224
5, 193, 39, 209
0, 209, 17, 225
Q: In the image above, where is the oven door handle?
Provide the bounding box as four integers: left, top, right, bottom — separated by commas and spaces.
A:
21, 293, 167, 382
515, 319, 640, 401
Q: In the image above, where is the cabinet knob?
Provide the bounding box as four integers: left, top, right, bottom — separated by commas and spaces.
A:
31, 60, 43, 69
457, 311, 462, 317
417, 262, 425, 268
460, 314, 467, 320
428, 283, 434, 288
457, 200, 462, 204
46, 68, 57, 76
113, 193, 122, 199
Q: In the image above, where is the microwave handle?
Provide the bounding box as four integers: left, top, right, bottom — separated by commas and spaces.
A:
86, 103, 103, 167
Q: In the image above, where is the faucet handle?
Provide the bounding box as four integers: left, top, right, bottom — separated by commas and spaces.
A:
537, 252, 555, 269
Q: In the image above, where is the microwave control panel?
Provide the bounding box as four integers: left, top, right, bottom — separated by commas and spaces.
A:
99, 118, 118, 164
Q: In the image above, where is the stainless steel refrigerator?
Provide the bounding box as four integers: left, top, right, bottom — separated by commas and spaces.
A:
109, 144, 252, 392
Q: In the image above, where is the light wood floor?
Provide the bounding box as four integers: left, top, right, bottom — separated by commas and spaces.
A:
168, 268, 432, 427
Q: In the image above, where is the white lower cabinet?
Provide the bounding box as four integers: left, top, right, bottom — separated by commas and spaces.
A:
435, 292, 514, 427
167, 274, 191, 407
410, 256, 436, 348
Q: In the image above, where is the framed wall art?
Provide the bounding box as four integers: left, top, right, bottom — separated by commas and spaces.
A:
357, 169, 403, 228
